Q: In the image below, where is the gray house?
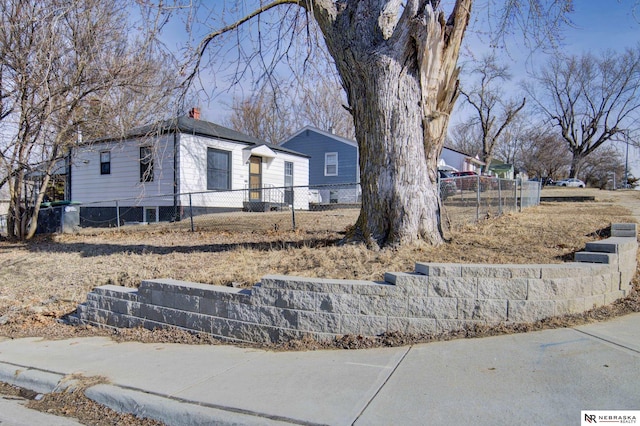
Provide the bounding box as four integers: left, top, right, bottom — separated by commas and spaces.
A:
281, 126, 359, 203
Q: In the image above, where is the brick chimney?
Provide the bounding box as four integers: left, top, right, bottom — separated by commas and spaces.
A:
188, 107, 200, 120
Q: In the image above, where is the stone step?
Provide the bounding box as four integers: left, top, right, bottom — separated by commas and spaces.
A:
574, 252, 617, 264
611, 223, 637, 238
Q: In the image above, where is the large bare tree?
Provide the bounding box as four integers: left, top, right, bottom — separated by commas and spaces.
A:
520, 127, 571, 179
185, 0, 573, 248
460, 54, 526, 173
446, 118, 482, 157
226, 84, 296, 144
227, 68, 355, 142
0, 0, 177, 240
526, 47, 640, 178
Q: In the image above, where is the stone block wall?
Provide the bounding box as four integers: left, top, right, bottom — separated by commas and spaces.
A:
76, 223, 638, 344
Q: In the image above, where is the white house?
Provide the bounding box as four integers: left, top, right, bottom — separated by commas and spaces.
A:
438, 146, 485, 173
0, 185, 8, 216
71, 111, 309, 226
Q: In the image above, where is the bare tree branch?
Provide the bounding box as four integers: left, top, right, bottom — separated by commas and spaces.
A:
526, 47, 640, 178
181, 0, 302, 90
460, 54, 526, 172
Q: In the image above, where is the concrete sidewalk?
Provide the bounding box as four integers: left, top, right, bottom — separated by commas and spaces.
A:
0, 313, 638, 425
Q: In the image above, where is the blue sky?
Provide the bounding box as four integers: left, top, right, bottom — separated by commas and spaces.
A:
455, 1, 640, 180
175, 2, 640, 117
166, 1, 640, 180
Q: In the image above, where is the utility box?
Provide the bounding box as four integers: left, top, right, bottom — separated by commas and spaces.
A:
37, 201, 80, 234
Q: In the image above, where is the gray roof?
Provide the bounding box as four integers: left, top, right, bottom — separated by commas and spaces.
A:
92, 116, 308, 158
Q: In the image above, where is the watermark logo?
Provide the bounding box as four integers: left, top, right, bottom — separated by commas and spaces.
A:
582, 411, 639, 425
585, 413, 597, 423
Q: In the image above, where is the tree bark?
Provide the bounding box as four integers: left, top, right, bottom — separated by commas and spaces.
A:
347, 59, 441, 246
569, 152, 585, 178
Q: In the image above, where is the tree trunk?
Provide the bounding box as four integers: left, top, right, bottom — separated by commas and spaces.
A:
24, 174, 51, 240
310, 0, 471, 248
347, 60, 443, 246
569, 152, 585, 178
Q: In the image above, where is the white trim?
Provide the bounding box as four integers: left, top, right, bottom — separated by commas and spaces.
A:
325, 152, 338, 176
249, 145, 277, 159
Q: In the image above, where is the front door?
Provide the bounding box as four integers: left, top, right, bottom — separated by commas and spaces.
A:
249, 156, 262, 202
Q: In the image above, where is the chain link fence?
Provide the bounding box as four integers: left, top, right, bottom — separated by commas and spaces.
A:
0, 178, 541, 236
440, 175, 541, 227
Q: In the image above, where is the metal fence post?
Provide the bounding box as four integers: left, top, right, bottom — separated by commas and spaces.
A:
189, 193, 194, 232
476, 175, 480, 222
516, 179, 521, 212
498, 179, 502, 215
116, 200, 120, 229
291, 188, 296, 231
538, 181, 542, 206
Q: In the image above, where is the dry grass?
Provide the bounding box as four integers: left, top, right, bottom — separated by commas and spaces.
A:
0, 380, 164, 426
0, 187, 639, 341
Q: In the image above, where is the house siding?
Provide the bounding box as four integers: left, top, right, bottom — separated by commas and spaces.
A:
177, 133, 247, 210
71, 134, 175, 206
440, 147, 483, 173
177, 134, 309, 210
282, 128, 358, 186
0, 185, 9, 216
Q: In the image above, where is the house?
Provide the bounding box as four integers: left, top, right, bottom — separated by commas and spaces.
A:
437, 146, 485, 173
0, 185, 8, 234
0, 185, 8, 216
281, 126, 359, 204
487, 159, 515, 179
71, 110, 309, 226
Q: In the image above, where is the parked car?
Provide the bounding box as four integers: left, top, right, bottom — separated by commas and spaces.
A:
555, 178, 585, 188
438, 170, 457, 200
451, 171, 493, 191
451, 171, 479, 191
531, 177, 555, 186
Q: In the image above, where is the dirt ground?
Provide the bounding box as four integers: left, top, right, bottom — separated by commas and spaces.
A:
1, 188, 640, 425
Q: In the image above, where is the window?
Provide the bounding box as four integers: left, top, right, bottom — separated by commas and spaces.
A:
140, 146, 153, 182
284, 161, 294, 205
284, 161, 294, 187
325, 152, 338, 176
145, 207, 157, 223
100, 151, 110, 175
207, 148, 231, 190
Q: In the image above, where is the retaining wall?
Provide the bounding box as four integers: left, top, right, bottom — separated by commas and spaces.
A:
76, 223, 638, 344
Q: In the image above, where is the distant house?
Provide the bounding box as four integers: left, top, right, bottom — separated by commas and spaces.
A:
488, 159, 515, 179
438, 146, 485, 173
0, 185, 8, 216
71, 111, 309, 226
281, 126, 359, 204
